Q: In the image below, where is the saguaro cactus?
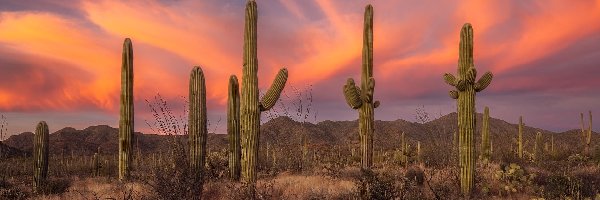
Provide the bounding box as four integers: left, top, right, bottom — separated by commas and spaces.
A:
585, 111, 593, 155
581, 112, 585, 144
189, 66, 207, 195
481, 106, 491, 163
534, 131, 542, 161
239, 0, 289, 184
442, 23, 493, 196
119, 38, 134, 181
400, 132, 408, 167
228, 75, 241, 181
518, 116, 523, 159
342, 4, 380, 170
33, 121, 49, 193
92, 153, 100, 177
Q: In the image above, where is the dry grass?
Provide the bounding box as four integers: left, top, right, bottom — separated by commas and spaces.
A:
29, 178, 151, 199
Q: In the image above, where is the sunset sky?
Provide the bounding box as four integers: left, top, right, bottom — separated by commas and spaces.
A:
0, 0, 599, 137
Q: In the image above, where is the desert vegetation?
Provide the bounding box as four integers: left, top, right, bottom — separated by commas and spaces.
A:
1, 1, 599, 200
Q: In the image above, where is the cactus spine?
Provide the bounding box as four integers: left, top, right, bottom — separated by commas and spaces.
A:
189, 66, 207, 196
442, 23, 493, 196
119, 38, 134, 181
239, 0, 289, 184
342, 4, 379, 170
481, 106, 491, 163
33, 121, 49, 193
534, 131, 542, 161
228, 75, 241, 181
518, 116, 523, 159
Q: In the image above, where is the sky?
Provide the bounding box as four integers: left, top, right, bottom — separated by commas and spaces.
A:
0, 0, 599, 138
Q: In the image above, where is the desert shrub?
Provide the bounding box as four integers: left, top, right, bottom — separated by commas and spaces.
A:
355, 169, 399, 199
493, 163, 535, 195
405, 167, 424, 185
538, 173, 583, 199
223, 180, 283, 200
40, 177, 72, 195
0, 188, 28, 200
205, 149, 228, 181
146, 139, 203, 200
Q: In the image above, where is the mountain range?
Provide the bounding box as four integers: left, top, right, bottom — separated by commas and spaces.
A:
2, 112, 597, 159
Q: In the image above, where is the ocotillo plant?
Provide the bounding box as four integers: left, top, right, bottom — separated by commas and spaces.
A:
442, 23, 493, 196
33, 121, 49, 193
228, 75, 241, 181
534, 131, 542, 161
342, 4, 380, 170
119, 38, 134, 181
189, 66, 207, 196
239, 0, 289, 184
518, 116, 524, 159
481, 106, 491, 163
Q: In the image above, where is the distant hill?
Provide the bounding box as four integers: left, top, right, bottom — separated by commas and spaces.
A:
3, 113, 598, 159
0, 141, 26, 158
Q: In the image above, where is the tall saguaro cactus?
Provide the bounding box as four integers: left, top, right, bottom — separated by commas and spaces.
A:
442, 23, 493, 196
119, 38, 134, 181
189, 66, 207, 195
518, 116, 524, 159
228, 75, 241, 181
239, 0, 289, 184
33, 121, 49, 193
342, 4, 380, 170
481, 106, 491, 163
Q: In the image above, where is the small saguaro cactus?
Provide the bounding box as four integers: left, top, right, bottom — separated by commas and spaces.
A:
33, 121, 49, 193
585, 111, 592, 155
481, 106, 491, 163
239, 0, 289, 184
581, 112, 585, 144
442, 23, 493, 196
400, 132, 408, 167
92, 152, 99, 177
228, 75, 241, 181
119, 38, 134, 181
534, 131, 542, 161
518, 116, 524, 159
342, 4, 380, 170
189, 66, 207, 195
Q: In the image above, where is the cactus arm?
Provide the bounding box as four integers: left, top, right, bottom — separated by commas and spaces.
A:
474, 72, 493, 92
449, 90, 459, 99
259, 68, 288, 111
373, 100, 380, 108
343, 78, 363, 109
361, 78, 375, 103
444, 73, 457, 86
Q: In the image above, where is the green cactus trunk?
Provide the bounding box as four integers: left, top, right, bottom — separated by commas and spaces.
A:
481, 106, 491, 163
119, 38, 134, 181
189, 66, 207, 196
581, 112, 585, 145
239, 0, 288, 184
342, 5, 379, 170
534, 131, 542, 161
228, 75, 241, 181
401, 132, 408, 168
585, 111, 592, 155
518, 116, 523, 159
443, 24, 493, 196
551, 135, 555, 156
33, 121, 49, 193
93, 152, 99, 177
